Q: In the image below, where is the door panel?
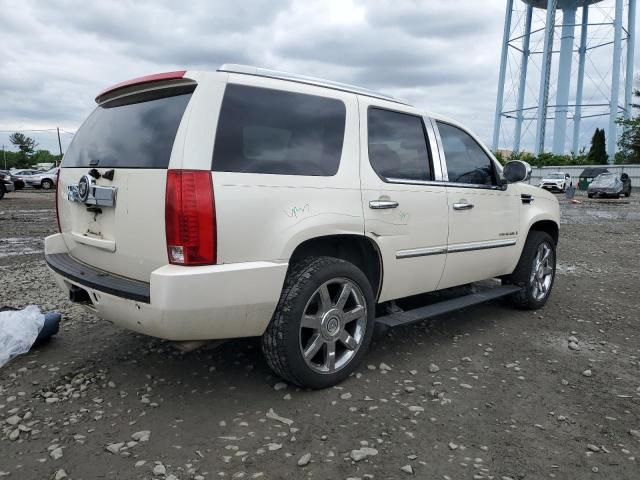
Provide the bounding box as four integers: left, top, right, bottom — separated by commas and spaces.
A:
437, 185, 520, 289
359, 101, 448, 302
434, 121, 520, 289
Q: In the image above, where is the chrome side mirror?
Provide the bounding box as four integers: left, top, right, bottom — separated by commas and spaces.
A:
503, 160, 532, 183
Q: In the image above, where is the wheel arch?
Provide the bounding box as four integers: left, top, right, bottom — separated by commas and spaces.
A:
528, 219, 559, 245
288, 234, 383, 300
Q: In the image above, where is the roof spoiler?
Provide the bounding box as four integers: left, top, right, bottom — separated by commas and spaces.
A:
95, 71, 188, 103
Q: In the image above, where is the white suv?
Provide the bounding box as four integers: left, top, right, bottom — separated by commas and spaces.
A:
539, 172, 572, 192
46, 65, 560, 388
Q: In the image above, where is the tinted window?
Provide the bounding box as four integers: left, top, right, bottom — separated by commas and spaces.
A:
63, 86, 194, 169
367, 108, 431, 182
437, 122, 496, 185
212, 84, 346, 176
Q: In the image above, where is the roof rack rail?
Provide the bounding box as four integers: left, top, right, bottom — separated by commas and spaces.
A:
217, 64, 406, 105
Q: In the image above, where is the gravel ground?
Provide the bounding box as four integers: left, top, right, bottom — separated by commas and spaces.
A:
1, 189, 639, 480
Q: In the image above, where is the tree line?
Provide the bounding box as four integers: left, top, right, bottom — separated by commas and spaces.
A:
2, 132, 62, 169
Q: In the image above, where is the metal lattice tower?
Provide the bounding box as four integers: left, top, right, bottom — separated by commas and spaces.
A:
492, 0, 636, 162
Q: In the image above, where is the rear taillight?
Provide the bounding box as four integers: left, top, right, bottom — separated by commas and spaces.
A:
55, 169, 61, 232
165, 170, 216, 266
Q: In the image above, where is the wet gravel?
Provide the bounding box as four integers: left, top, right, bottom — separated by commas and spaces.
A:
1, 189, 639, 479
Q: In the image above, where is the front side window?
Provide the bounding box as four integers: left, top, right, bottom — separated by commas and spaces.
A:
437, 122, 496, 186
367, 108, 431, 182
212, 84, 346, 176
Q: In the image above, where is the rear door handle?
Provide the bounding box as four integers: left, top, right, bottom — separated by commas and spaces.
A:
369, 200, 399, 209
453, 202, 474, 211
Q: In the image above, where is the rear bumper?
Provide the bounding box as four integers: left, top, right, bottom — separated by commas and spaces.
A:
45, 234, 288, 341
3, 182, 15, 192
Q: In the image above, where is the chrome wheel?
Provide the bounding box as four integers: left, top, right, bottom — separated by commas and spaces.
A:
299, 277, 367, 374
530, 242, 554, 301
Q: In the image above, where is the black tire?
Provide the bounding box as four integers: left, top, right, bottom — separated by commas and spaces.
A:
262, 256, 375, 389
587, 193, 594, 198
41, 179, 53, 190
625, 191, 630, 197
0, 184, 5, 200
503, 231, 556, 310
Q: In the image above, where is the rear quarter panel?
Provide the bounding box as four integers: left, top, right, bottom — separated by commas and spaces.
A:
201, 74, 364, 264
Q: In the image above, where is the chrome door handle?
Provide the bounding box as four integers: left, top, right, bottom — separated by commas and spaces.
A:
369, 200, 399, 209
453, 202, 474, 210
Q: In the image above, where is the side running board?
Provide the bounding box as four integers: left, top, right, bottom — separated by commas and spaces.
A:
375, 285, 523, 328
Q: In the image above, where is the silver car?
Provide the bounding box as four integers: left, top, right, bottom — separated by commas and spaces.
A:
25, 167, 59, 190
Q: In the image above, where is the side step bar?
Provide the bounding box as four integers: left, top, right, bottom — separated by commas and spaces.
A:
375, 285, 523, 328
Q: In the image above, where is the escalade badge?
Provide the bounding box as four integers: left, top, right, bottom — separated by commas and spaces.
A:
68, 172, 118, 207
77, 174, 92, 203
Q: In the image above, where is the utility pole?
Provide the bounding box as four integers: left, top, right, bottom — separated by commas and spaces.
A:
56, 127, 63, 166
2, 145, 6, 170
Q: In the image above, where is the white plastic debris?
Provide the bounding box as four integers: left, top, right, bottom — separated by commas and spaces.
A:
0, 306, 45, 367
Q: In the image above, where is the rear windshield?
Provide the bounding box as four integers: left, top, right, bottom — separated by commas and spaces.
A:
63, 85, 194, 169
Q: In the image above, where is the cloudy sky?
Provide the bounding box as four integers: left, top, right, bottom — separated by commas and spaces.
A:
0, 0, 637, 155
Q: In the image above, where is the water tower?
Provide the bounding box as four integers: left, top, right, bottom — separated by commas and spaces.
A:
492, 0, 636, 162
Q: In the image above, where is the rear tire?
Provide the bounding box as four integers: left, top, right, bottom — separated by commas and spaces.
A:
41, 179, 53, 190
587, 193, 594, 198
262, 256, 375, 389
0, 184, 5, 200
503, 231, 556, 310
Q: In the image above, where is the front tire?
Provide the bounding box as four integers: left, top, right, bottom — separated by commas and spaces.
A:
41, 179, 53, 190
262, 257, 375, 389
503, 231, 556, 310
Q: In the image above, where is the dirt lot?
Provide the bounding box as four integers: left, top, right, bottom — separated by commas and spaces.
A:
1, 189, 639, 480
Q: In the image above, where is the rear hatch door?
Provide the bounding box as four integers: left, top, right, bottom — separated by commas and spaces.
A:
58, 81, 196, 282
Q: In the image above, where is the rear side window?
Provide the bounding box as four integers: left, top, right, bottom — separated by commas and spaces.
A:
63, 85, 194, 169
367, 108, 432, 182
212, 84, 346, 176
437, 121, 496, 186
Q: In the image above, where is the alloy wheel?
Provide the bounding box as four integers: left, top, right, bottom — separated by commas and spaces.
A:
530, 243, 554, 301
299, 277, 367, 374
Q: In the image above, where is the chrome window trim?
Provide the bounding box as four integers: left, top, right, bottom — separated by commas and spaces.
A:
385, 177, 448, 187
423, 116, 444, 181
429, 117, 449, 182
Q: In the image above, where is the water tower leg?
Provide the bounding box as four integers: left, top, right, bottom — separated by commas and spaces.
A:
514, 5, 533, 154
492, 0, 514, 152
624, 0, 636, 121
573, 5, 589, 155
552, 7, 576, 154
535, 0, 557, 156
608, 0, 624, 162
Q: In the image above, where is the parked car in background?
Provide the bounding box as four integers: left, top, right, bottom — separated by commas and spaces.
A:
578, 167, 609, 191
0, 170, 25, 190
12, 169, 44, 188
0, 171, 16, 199
620, 173, 632, 197
539, 172, 571, 192
46, 65, 560, 388
26, 167, 59, 190
587, 172, 629, 198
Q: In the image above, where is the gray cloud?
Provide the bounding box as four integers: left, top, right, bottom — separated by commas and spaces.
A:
0, 0, 635, 154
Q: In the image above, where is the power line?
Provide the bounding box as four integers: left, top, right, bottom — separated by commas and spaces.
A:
0, 128, 74, 134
